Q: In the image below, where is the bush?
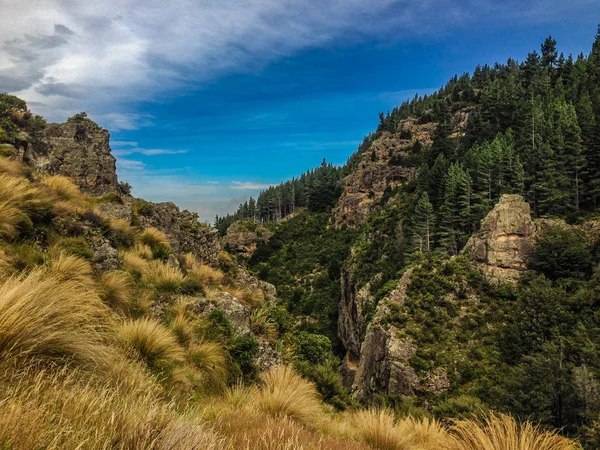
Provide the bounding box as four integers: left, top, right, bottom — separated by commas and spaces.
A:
292, 331, 332, 364
530, 225, 593, 280
53, 237, 94, 260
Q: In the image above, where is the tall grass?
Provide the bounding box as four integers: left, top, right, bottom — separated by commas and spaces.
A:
441, 414, 576, 450
185, 253, 224, 287
0, 364, 223, 449
351, 409, 413, 450
138, 227, 171, 251
253, 365, 324, 428
144, 260, 186, 292
188, 340, 228, 390
0, 269, 109, 366
49, 252, 96, 291
43, 175, 83, 204
0, 174, 50, 238
0, 156, 25, 176
122, 249, 150, 275
118, 318, 185, 373
100, 270, 135, 314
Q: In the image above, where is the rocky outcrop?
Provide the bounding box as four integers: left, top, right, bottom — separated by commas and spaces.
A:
463, 194, 536, 283
332, 127, 426, 228
338, 249, 375, 359
353, 269, 420, 397
222, 220, 273, 259
24, 117, 119, 195
137, 201, 221, 267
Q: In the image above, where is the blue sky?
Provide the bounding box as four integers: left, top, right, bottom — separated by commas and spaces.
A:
1, 1, 598, 221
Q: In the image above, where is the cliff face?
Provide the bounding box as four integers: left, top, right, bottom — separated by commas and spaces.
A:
222, 220, 273, 260
24, 118, 120, 196
463, 194, 536, 283
333, 120, 434, 228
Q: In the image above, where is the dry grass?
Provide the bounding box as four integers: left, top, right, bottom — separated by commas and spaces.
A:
351, 409, 414, 450
0, 156, 25, 177
100, 270, 135, 314
188, 340, 228, 390
48, 252, 96, 291
0, 247, 11, 279
118, 318, 185, 372
0, 174, 50, 238
144, 260, 186, 292
138, 226, 171, 250
134, 242, 154, 259
122, 249, 150, 275
43, 175, 84, 204
253, 365, 324, 428
187, 261, 225, 287
398, 416, 447, 449
210, 408, 371, 450
110, 218, 137, 247
170, 313, 195, 347
0, 364, 224, 450
440, 414, 577, 450
0, 269, 109, 366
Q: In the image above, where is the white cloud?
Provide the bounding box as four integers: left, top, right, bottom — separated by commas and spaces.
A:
117, 158, 145, 171
3, 0, 582, 125
230, 181, 273, 190
113, 148, 188, 157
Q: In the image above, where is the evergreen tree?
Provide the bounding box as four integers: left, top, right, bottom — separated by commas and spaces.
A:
413, 191, 435, 253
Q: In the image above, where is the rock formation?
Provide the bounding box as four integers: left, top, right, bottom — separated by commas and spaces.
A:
222, 220, 273, 259
24, 117, 120, 195
352, 269, 422, 398
338, 249, 375, 359
463, 194, 536, 283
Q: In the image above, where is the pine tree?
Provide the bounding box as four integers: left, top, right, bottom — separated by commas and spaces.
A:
413, 191, 434, 253
541, 36, 558, 68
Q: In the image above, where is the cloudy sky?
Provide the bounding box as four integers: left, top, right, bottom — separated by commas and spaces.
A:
1, 1, 598, 221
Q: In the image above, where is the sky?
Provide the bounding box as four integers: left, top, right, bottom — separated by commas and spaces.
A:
1, 1, 598, 222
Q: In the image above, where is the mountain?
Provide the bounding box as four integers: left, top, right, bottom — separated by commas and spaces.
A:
221, 27, 600, 447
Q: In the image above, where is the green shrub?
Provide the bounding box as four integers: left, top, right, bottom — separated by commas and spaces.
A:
54, 237, 94, 260
292, 331, 332, 364
530, 225, 593, 280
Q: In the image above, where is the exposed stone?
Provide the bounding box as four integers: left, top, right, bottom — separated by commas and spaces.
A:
333, 118, 436, 228
338, 249, 376, 359
463, 194, 536, 283
253, 338, 283, 371
353, 269, 421, 398
91, 240, 120, 273
96, 202, 133, 222
222, 220, 273, 259
137, 201, 221, 266
25, 118, 119, 195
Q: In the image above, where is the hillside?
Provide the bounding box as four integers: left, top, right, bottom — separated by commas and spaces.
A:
219, 27, 600, 447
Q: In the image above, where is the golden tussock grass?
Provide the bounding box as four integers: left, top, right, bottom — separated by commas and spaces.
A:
110, 218, 137, 246
48, 251, 96, 291
170, 313, 195, 347
134, 242, 154, 259
188, 261, 225, 287
440, 413, 577, 450
100, 270, 135, 315
122, 249, 150, 275
210, 408, 370, 450
43, 174, 84, 205
0, 174, 50, 238
253, 365, 324, 428
0, 269, 109, 366
118, 317, 185, 372
350, 408, 414, 450
0, 364, 223, 450
144, 260, 186, 292
0, 247, 11, 279
138, 226, 171, 250
0, 156, 25, 177
187, 340, 228, 391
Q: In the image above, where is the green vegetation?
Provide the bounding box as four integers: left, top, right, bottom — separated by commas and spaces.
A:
249, 212, 356, 345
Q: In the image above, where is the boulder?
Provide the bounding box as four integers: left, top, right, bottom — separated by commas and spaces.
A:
463, 194, 536, 283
